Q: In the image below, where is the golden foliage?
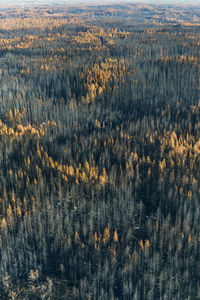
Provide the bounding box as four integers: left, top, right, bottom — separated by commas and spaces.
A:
0, 218, 7, 231
7, 204, 13, 218
103, 227, 110, 244
113, 229, 119, 242
139, 240, 144, 250
94, 232, 98, 242
145, 240, 150, 248
188, 234, 191, 244
17, 207, 22, 217
81, 58, 128, 103
75, 231, 80, 242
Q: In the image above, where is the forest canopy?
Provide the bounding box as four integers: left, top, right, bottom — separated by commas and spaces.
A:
0, 2, 200, 299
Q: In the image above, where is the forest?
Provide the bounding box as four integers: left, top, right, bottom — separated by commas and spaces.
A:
0, 2, 200, 299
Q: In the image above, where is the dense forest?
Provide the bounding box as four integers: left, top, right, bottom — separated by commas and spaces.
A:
0, 2, 200, 299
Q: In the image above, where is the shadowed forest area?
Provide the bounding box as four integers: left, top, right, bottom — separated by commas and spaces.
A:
0, 2, 200, 299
